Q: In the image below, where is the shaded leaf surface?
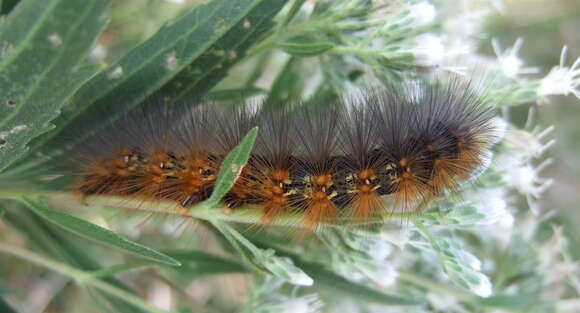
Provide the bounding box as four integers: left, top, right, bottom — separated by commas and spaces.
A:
21, 196, 181, 266
0, 0, 108, 172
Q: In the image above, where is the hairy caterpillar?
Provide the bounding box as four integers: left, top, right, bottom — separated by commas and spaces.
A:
69, 78, 498, 229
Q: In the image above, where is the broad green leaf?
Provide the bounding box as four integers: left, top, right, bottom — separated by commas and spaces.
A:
0, 0, 108, 172
277, 40, 335, 56
193, 127, 258, 211
11, 0, 287, 176
21, 196, 181, 266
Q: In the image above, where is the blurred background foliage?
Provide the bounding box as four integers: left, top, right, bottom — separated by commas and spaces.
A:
1, 0, 579, 312
484, 0, 580, 258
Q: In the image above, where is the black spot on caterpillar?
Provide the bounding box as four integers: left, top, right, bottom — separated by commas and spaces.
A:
67, 77, 498, 229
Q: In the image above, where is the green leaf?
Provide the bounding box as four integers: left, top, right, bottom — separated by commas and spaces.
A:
265, 56, 302, 103
0, 242, 172, 313
21, 196, 181, 267
277, 38, 335, 56
3, 205, 149, 313
90, 264, 153, 279
0, 0, 108, 172
479, 293, 541, 308
165, 250, 248, 275
0, 0, 19, 15
282, 0, 307, 26
12, 0, 287, 175
207, 87, 266, 101
211, 220, 313, 285
193, 127, 258, 211
0, 296, 18, 313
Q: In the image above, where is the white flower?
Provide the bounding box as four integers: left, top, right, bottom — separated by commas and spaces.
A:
452, 189, 512, 229
470, 189, 514, 244
538, 46, 580, 100
476, 196, 509, 225
505, 161, 552, 196
504, 126, 555, 160
409, 2, 436, 27
443, 9, 490, 40
490, 117, 509, 144
280, 294, 324, 313
412, 34, 444, 67
503, 160, 553, 214
497, 125, 555, 214
492, 38, 539, 78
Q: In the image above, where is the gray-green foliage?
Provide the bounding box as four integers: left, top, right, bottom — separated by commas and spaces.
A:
0, 0, 108, 172
0, 0, 578, 313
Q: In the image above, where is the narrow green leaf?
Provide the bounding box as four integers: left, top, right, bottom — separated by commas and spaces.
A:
265, 56, 301, 104
21, 196, 181, 267
0, 296, 18, 313
3, 205, 149, 313
207, 87, 266, 101
0, 0, 19, 15
0, 243, 173, 313
91, 264, 152, 279
282, 0, 308, 26
211, 220, 312, 285
193, 127, 258, 211
479, 293, 540, 308
12, 0, 287, 175
277, 40, 335, 56
0, 0, 108, 172
165, 250, 248, 275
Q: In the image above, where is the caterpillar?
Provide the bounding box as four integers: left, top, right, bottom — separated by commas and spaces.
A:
69, 77, 498, 229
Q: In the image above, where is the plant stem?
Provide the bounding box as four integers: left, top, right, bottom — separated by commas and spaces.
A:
0, 189, 417, 227
397, 270, 478, 303
0, 242, 175, 313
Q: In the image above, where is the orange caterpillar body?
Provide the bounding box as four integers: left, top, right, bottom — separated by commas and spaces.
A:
70, 79, 498, 229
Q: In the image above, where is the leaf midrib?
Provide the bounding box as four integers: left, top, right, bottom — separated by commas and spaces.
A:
172, 5, 272, 101
0, 0, 61, 72
47, 0, 261, 149
0, 1, 97, 128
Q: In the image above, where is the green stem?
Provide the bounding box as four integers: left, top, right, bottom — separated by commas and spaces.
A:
0, 243, 175, 313
210, 219, 263, 256
0, 189, 417, 227
397, 270, 478, 303
331, 46, 384, 58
